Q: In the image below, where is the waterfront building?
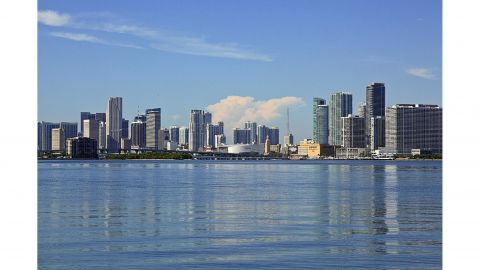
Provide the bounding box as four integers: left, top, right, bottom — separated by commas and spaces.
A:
60, 122, 78, 141
233, 128, 251, 144
365, 83, 386, 148
341, 115, 366, 148
189, 110, 205, 152
244, 121, 258, 144
39, 121, 60, 151
122, 118, 129, 139
159, 129, 165, 150
106, 97, 123, 152
264, 136, 271, 155
214, 134, 226, 148
206, 122, 224, 147
167, 141, 178, 151
130, 118, 146, 148
335, 147, 368, 159
80, 112, 95, 136
386, 104, 442, 155
270, 144, 281, 153
66, 137, 98, 159
283, 134, 293, 146
51, 128, 65, 151
146, 108, 161, 150
98, 121, 106, 150
257, 125, 270, 145
313, 97, 329, 144
169, 126, 180, 144
121, 138, 131, 150
329, 92, 353, 145
269, 127, 280, 145
222, 143, 264, 154
179, 127, 189, 145
83, 119, 99, 144
297, 139, 336, 158
370, 116, 385, 151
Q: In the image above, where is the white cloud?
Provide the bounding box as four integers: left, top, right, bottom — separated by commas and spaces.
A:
49, 32, 143, 49
407, 68, 437, 80
39, 9, 271, 61
207, 96, 304, 139
38, 10, 71, 26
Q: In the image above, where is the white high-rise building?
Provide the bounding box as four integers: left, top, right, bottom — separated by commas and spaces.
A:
106, 97, 122, 152
179, 127, 189, 145
329, 92, 352, 145
189, 110, 205, 152
83, 119, 99, 144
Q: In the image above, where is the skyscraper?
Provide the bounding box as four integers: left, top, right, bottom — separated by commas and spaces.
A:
313, 97, 329, 144
269, 127, 280, 145
60, 122, 78, 141
233, 128, 251, 144
189, 110, 205, 152
244, 121, 258, 144
131, 118, 147, 148
169, 126, 180, 144
257, 125, 270, 144
386, 104, 442, 155
341, 115, 366, 148
206, 122, 224, 147
357, 102, 367, 118
329, 92, 353, 145
80, 112, 95, 136
365, 83, 385, 149
83, 119, 99, 144
146, 108, 161, 150
179, 127, 189, 145
370, 116, 385, 151
51, 128, 65, 151
39, 121, 60, 151
106, 97, 123, 152
122, 118, 129, 139
98, 121, 106, 150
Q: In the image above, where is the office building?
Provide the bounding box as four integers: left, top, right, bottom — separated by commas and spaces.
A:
283, 134, 293, 146
365, 83, 386, 146
130, 118, 146, 148
122, 118, 129, 139
233, 128, 251, 144
146, 108, 161, 150
386, 104, 442, 155
83, 119, 99, 144
121, 138, 131, 150
313, 97, 329, 144
80, 112, 95, 135
189, 110, 205, 152
329, 92, 353, 145
341, 115, 366, 148
297, 139, 336, 158
60, 122, 78, 141
370, 116, 385, 151
206, 122, 224, 147
106, 97, 123, 152
169, 126, 180, 144
66, 137, 98, 159
98, 121, 106, 150
134, 114, 146, 122
257, 125, 270, 145
244, 121, 258, 144
269, 127, 280, 145
95, 113, 106, 123
39, 121, 60, 151
264, 136, 271, 154
179, 127, 189, 145
357, 102, 367, 118
51, 128, 65, 151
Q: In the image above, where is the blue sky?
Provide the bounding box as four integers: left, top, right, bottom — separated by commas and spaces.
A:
38, 0, 442, 141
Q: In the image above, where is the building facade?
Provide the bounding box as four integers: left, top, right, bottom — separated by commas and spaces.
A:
269, 127, 280, 145
386, 104, 442, 155
131, 119, 146, 148
233, 128, 251, 144
83, 119, 99, 144
365, 83, 386, 148
313, 97, 329, 144
122, 118, 129, 139
169, 126, 180, 144
66, 137, 98, 159
329, 92, 353, 145
341, 115, 366, 148
244, 121, 258, 144
146, 108, 161, 150
39, 121, 60, 151
51, 128, 65, 151
189, 110, 205, 152
179, 127, 189, 145
106, 97, 123, 152
370, 116, 385, 151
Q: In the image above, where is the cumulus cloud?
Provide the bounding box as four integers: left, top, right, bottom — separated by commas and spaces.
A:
407, 68, 436, 80
207, 96, 304, 139
38, 10, 71, 26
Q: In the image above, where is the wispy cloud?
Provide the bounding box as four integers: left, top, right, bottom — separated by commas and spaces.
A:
38, 10, 71, 26
38, 9, 272, 61
50, 32, 143, 49
406, 68, 437, 80
207, 96, 304, 140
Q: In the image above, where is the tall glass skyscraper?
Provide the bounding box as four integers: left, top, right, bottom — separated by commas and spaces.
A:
189, 110, 205, 152
313, 97, 329, 144
106, 97, 123, 152
244, 121, 257, 144
365, 83, 386, 148
328, 92, 352, 145
146, 108, 161, 150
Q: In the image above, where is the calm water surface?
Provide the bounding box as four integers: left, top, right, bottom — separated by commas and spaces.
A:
38, 160, 442, 269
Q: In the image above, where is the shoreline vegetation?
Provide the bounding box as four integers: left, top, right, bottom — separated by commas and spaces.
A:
105, 152, 193, 160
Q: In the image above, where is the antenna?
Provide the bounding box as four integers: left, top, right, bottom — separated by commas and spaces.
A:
286, 107, 290, 135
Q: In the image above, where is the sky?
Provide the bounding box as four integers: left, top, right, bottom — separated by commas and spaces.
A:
38, 0, 442, 142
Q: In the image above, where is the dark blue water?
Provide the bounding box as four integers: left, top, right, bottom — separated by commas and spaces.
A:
38, 160, 442, 269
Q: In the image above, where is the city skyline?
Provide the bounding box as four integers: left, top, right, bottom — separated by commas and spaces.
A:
38, 0, 442, 141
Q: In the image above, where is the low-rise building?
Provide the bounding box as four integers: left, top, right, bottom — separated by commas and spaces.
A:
66, 137, 98, 159
335, 147, 367, 159
297, 139, 336, 158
